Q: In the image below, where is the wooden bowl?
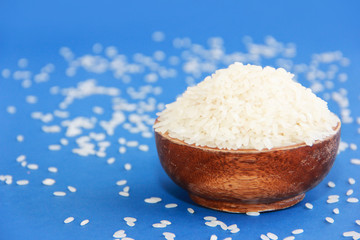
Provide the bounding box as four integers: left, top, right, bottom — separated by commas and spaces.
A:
155, 121, 341, 213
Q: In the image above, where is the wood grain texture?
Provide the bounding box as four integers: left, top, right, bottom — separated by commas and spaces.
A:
155, 121, 341, 213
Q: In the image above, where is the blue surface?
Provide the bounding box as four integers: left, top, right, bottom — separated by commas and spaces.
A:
1, 1, 360, 239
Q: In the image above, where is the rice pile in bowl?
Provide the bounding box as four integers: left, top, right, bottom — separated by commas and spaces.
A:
154, 62, 340, 151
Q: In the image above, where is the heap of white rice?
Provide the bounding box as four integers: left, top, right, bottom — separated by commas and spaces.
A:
154, 62, 339, 150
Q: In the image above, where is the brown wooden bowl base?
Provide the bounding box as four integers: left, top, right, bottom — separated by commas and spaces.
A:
189, 193, 305, 213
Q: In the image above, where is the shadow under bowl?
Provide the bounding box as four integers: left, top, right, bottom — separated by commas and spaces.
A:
155, 122, 341, 213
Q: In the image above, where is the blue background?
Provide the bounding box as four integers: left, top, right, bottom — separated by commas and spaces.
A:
1, 1, 360, 239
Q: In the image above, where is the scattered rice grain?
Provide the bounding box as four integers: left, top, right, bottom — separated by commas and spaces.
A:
305, 203, 313, 209
42, 178, 56, 186
49, 145, 61, 151
53, 191, 66, 196
267, 232, 278, 240
113, 230, 126, 238
16, 155, 26, 162
246, 212, 260, 216
346, 189, 354, 196
283, 237, 295, 240
64, 217, 74, 224
107, 157, 115, 164
292, 229, 304, 234
27, 164, 39, 170
350, 159, 360, 165
260, 234, 270, 240
152, 223, 167, 228
165, 203, 178, 208
68, 186, 77, 192
17, 135, 24, 142
48, 167, 58, 173
116, 180, 127, 186
124, 163, 132, 171
16, 180, 29, 185
187, 208, 194, 214
348, 178, 356, 185
119, 191, 129, 197
145, 197, 162, 203
347, 197, 359, 203
328, 181, 336, 188
80, 219, 89, 226
210, 235, 218, 240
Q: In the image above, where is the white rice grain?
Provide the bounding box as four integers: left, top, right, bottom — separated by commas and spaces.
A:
163, 232, 176, 240
227, 224, 238, 231
144, 197, 162, 203
260, 234, 270, 240
17, 135, 24, 142
210, 235, 218, 240
346, 189, 354, 196
126, 141, 138, 147
138, 144, 149, 152
80, 219, 89, 226
305, 203, 313, 209
49, 145, 61, 151
118, 138, 126, 144
16, 180, 29, 185
283, 237, 295, 240
42, 178, 56, 186
113, 230, 126, 238
124, 217, 137, 222
267, 232, 278, 240
348, 178, 356, 185
64, 217, 74, 224
27, 164, 39, 170
292, 229, 304, 234
187, 208, 195, 214
333, 208, 340, 214
16, 155, 26, 162
328, 181, 336, 188
116, 180, 127, 186
343, 231, 360, 237
160, 220, 171, 225
7, 106, 16, 114
53, 191, 66, 196
68, 186, 77, 192
327, 198, 339, 204
48, 167, 58, 173
60, 138, 69, 145
152, 223, 167, 228
119, 191, 129, 197
107, 157, 115, 165
246, 212, 260, 216
350, 159, 360, 165
350, 143, 357, 150
325, 217, 334, 223
124, 163, 132, 171
126, 221, 135, 227
165, 203, 178, 208
119, 146, 127, 154
347, 197, 359, 203
205, 221, 217, 227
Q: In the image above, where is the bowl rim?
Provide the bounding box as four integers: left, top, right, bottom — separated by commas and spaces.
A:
155, 119, 341, 153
